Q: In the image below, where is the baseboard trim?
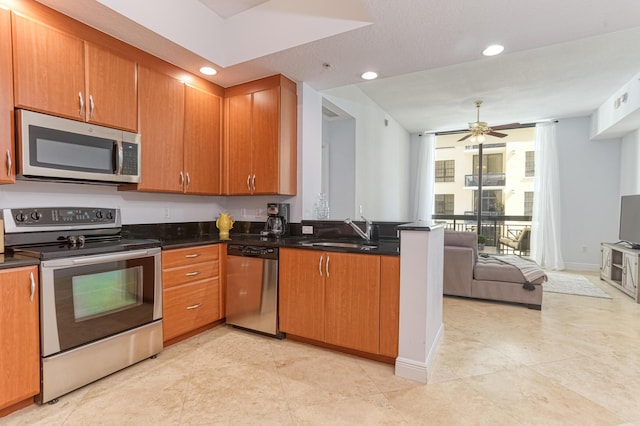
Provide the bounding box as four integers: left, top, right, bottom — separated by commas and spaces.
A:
562, 262, 600, 272
395, 322, 444, 383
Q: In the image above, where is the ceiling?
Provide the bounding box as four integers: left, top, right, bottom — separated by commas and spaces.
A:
34, 0, 640, 133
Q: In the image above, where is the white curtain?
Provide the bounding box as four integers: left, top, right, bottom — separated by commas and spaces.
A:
410, 133, 435, 221
531, 122, 565, 270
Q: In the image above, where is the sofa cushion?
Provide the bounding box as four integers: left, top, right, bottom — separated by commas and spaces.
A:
444, 230, 478, 263
474, 256, 545, 284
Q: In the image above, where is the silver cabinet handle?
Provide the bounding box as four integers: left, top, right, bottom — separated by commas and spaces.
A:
186, 303, 201, 310
246, 174, 251, 192
186, 172, 191, 190
78, 92, 84, 117
318, 255, 323, 277
29, 272, 36, 302
116, 140, 123, 175
185, 271, 200, 277
6, 149, 11, 177
89, 94, 95, 119
326, 255, 330, 277
185, 253, 200, 258
179, 171, 184, 188
252, 174, 256, 192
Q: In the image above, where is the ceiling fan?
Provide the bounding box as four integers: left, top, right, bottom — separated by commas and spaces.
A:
457, 100, 516, 142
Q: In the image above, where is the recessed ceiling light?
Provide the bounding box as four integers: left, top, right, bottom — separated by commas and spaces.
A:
482, 44, 504, 56
199, 66, 217, 76
361, 71, 378, 80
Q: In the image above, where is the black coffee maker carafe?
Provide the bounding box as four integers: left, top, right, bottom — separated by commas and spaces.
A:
263, 203, 289, 237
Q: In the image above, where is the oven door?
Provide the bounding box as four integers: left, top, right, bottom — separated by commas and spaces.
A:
39, 247, 162, 357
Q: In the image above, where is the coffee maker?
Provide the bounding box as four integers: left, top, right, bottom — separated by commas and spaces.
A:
263, 203, 289, 238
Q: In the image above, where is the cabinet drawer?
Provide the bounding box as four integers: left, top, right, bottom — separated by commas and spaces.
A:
162, 260, 218, 289
162, 245, 219, 269
162, 277, 220, 341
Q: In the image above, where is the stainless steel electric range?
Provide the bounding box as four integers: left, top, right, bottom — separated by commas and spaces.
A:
2, 207, 163, 404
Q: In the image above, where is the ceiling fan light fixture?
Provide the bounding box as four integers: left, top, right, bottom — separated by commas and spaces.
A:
482, 44, 504, 56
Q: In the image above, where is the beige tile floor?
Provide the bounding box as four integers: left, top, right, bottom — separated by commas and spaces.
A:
4, 270, 640, 425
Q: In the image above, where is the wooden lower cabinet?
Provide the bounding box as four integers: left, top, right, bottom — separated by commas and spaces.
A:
162, 245, 222, 343
0, 266, 40, 411
280, 248, 399, 357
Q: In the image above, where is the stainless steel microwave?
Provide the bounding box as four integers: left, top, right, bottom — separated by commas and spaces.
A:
16, 109, 141, 184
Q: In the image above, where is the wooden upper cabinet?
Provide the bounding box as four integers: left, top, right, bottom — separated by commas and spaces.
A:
225, 93, 253, 194
84, 43, 137, 131
224, 74, 297, 195
136, 65, 185, 193
0, 8, 14, 184
183, 85, 222, 195
12, 14, 137, 131
0, 266, 40, 410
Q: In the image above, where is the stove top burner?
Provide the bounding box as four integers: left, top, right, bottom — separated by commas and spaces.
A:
2, 207, 160, 260
10, 237, 161, 260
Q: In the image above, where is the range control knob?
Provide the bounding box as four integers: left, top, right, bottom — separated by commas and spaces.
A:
106, 211, 114, 220
15, 212, 27, 222
30, 211, 42, 221
95, 210, 104, 219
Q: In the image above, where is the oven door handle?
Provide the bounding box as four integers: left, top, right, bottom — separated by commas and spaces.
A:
41, 248, 160, 268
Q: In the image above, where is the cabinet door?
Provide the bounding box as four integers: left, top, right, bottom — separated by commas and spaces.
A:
379, 256, 400, 358
12, 14, 85, 120
251, 87, 280, 194
0, 8, 14, 184
0, 266, 39, 410
600, 245, 612, 279
184, 86, 222, 195
279, 248, 325, 341
225, 93, 253, 194
85, 43, 137, 131
622, 253, 638, 295
324, 252, 380, 354
136, 66, 184, 193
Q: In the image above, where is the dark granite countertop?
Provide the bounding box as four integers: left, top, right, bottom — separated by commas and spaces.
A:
122, 221, 400, 256
0, 253, 40, 270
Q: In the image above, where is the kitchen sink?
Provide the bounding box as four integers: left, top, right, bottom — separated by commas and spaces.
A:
298, 241, 378, 251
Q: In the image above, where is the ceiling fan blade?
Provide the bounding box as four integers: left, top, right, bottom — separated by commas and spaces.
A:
487, 131, 508, 138
458, 133, 472, 142
491, 123, 521, 130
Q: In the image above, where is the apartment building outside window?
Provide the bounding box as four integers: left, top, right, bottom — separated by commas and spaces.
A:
435, 194, 454, 214
473, 153, 503, 175
473, 190, 503, 214
525, 151, 535, 177
524, 191, 534, 216
435, 160, 455, 182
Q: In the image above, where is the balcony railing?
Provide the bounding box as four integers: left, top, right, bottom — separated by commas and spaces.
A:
464, 172, 506, 187
432, 214, 531, 251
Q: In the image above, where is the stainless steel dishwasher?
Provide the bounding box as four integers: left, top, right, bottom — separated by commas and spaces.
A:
226, 244, 283, 338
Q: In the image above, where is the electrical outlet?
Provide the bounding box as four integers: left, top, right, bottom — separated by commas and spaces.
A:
163, 208, 170, 219
302, 225, 314, 235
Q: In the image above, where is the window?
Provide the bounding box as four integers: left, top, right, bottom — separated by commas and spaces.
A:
472, 153, 503, 174
524, 191, 534, 216
435, 160, 455, 182
434, 194, 454, 214
473, 190, 503, 214
525, 151, 535, 177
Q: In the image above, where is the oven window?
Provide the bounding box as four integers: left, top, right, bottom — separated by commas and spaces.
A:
72, 266, 143, 321
51, 256, 157, 353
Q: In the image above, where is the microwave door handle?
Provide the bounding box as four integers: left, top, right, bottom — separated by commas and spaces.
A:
115, 140, 123, 175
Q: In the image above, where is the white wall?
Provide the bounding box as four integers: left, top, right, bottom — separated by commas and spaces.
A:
620, 129, 640, 195
323, 117, 356, 219
557, 117, 621, 270
320, 85, 411, 221
0, 180, 226, 224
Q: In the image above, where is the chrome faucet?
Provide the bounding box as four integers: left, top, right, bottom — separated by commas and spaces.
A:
344, 216, 372, 241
